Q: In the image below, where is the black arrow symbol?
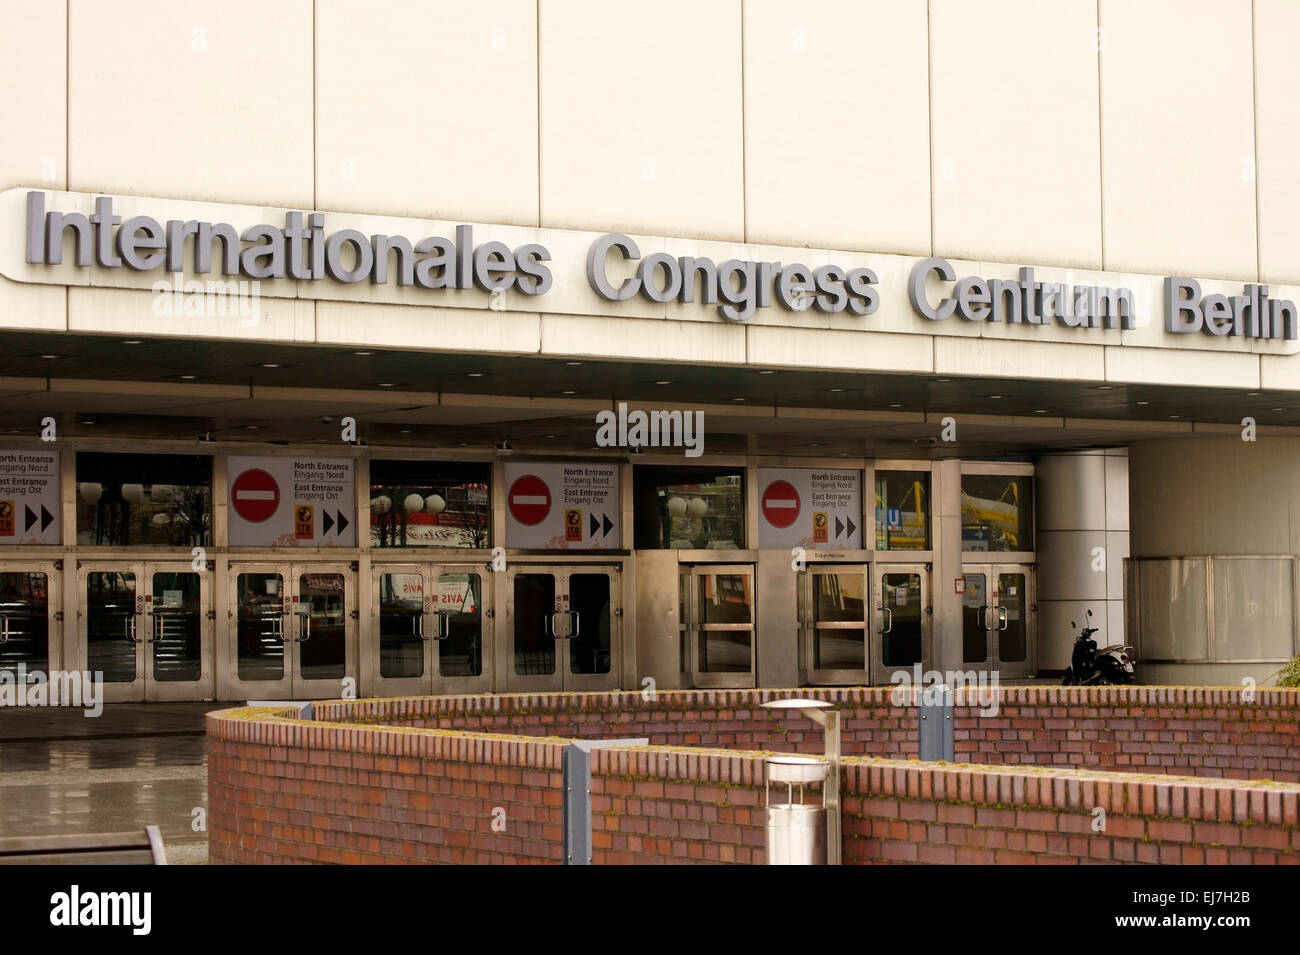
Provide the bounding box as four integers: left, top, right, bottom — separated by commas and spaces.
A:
846, 516, 856, 539
24, 505, 36, 531
41, 505, 53, 532
602, 513, 614, 537
835, 516, 844, 538
322, 510, 334, 535
590, 513, 599, 538
336, 511, 349, 535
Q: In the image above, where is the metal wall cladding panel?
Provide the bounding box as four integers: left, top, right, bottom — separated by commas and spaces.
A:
1104, 453, 1130, 532
1035, 453, 1107, 532
1036, 530, 1108, 602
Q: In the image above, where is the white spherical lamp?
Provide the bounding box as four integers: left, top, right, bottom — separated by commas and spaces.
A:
403, 493, 425, 514
667, 496, 687, 517
372, 495, 391, 515
686, 497, 708, 518
151, 512, 172, 527
121, 483, 146, 505
150, 484, 176, 503
79, 482, 103, 505
424, 494, 446, 515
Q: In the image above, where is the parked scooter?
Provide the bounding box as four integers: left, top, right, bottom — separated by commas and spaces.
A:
1060, 609, 1137, 685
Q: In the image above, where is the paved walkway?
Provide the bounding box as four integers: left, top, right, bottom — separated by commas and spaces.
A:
0, 702, 223, 864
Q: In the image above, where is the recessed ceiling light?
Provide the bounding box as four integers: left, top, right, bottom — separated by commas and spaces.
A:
354, 350, 373, 356
1169, 414, 1181, 419
400, 429, 413, 434
541, 434, 559, 439
562, 390, 577, 395
889, 403, 902, 408
39, 354, 61, 360
122, 340, 141, 345
655, 380, 672, 385
179, 375, 198, 380
1096, 385, 1113, 391
1137, 400, 1150, 406
1034, 409, 1047, 414
565, 361, 584, 366
1272, 407, 1287, 412
467, 372, 484, 377
731, 397, 746, 401
377, 382, 395, 388
807, 442, 822, 447
456, 442, 471, 447
81, 420, 96, 425
987, 394, 1003, 399
245, 425, 261, 430
1246, 392, 1260, 396
758, 370, 776, 375
935, 378, 950, 383
260, 363, 280, 369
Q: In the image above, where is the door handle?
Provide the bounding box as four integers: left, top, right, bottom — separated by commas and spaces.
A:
436, 611, 450, 641
296, 610, 311, 643
998, 606, 1009, 631
413, 614, 426, 641
124, 614, 140, 644
568, 610, 580, 639
0, 615, 9, 643
881, 607, 893, 633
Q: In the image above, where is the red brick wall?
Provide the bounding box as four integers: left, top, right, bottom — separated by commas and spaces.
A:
316, 686, 1300, 781
842, 760, 1300, 865
207, 707, 566, 864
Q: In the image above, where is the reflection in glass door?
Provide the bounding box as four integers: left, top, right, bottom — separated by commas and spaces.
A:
800, 566, 869, 685
873, 566, 927, 685
0, 566, 57, 676
506, 566, 620, 692
682, 565, 756, 689
81, 563, 212, 701
227, 563, 356, 700
371, 565, 490, 696
959, 565, 1034, 677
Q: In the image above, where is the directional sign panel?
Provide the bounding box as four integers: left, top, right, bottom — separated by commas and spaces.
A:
227, 456, 355, 547
757, 467, 862, 550
504, 462, 619, 549
0, 450, 60, 545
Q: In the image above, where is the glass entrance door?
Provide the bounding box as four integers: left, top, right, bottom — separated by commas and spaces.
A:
371, 563, 491, 696
226, 563, 355, 700
505, 565, 619, 692
0, 563, 59, 677
79, 562, 212, 702
681, 564, 756, 689
960, 564, 1034, 678
872, 565, 927, 685
800, 565, 870, 685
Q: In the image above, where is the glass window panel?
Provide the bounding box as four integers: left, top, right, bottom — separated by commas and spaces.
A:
815, 628, 865, 670
960, 473, 1034, 552
875, 471, 930, 550
299, 574, 346, 681
513, 574, 556, 676
76, 453, 212, 547
0, 572, 49, 673
997, 572, 1027, 663
699, 574, 752, 625
814, 573, 866, 624
370, 460, 491, 549
698, 632, 752, 673
1213, 558, 1294, 660
568, 574, 611, 675
961, 573, 988, 664
439, 573, 483, 677
634, 466, 745, 549
378, 573, 424, 679
880, 573, 923, 667
1136, 559, 1208, 660
236, 573, 284, 681
151, 572, 201, 682
87, 572, 136, 683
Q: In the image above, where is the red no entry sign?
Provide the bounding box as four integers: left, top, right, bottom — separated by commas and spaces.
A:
760, 480, 800, 528
508, 474, 551, 526
231, 468, 280, 523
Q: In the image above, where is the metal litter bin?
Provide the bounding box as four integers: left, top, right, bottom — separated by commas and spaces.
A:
765, 755, 829, 865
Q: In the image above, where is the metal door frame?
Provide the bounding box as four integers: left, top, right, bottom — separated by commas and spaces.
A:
369, 561, 493, 697
959, 563, 1036, 678
872, 563, 929, 686
800, 563, 871, 686
78, 560, 214, 702
0, 559, 62, 676
682, 563, 756, 689
504, 563, 622, 693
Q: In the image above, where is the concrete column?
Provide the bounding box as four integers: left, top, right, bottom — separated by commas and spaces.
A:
1034, 449, 1129, 672
931, 459, 963, 673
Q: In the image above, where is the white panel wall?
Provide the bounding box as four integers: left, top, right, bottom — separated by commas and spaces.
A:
1099, 0, 1257, 280
744, 0, 930, 254
931, 0, 1102, 268
537, 0, 744, 240
1255, 0, 1300, 285
68, 0, 314, 207
316, 0, 538, 224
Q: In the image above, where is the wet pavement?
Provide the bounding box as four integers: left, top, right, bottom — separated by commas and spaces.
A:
0, 702, 223, 864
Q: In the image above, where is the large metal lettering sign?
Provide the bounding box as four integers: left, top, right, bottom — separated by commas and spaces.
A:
0, 450, 60, 545
757, 467, 862, 550
504, 462, 619, 550
227, 456, 355, 547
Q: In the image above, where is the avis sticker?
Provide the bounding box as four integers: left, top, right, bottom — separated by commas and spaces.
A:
294, 504, 314, 540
